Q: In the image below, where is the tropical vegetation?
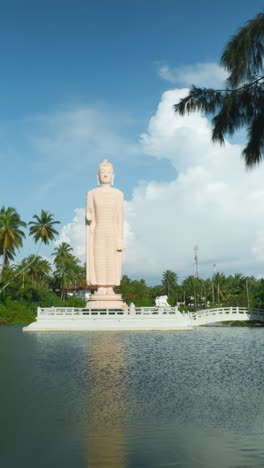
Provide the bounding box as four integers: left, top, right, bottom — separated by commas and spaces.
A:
0, 209, 60, 294
0, 206, 84, 325
174, 12, 264, 168
117, 270, 264, 311
0, 206, 26, 280
1, 206, 264, 326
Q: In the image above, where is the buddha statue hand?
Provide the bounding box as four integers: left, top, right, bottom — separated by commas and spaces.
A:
86, 210, 93, 225
116, 239, 125, 251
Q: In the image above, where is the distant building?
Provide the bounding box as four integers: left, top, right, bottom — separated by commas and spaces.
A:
65, 285, 97, 301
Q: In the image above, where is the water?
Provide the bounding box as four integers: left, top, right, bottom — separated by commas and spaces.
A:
1, 326, 264, 467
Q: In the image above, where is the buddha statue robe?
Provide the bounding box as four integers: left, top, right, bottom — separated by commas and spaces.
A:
86, 186, 124, 286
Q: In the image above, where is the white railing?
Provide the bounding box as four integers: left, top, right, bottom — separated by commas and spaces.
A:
192, 306, 264, 325
37, 306, 182, 318
36, 306, 264, 325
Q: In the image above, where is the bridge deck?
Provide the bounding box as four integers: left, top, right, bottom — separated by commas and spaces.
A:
192, 307, 264, 325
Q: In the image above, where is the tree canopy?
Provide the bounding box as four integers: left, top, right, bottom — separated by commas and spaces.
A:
0, 209, 60, 294
0, 207, 26, 279
174, 12, 264, 168
29, 210, 60, 245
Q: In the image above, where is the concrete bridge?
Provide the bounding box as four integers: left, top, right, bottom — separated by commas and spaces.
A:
191, 306, 264, 326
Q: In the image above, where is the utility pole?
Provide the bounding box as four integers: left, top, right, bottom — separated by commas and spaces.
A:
212, 264, 216, 304
194, 244, 199, 279
246, 279, 250, 309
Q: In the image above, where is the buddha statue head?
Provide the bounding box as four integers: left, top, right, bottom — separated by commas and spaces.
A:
97, 160, 114, 185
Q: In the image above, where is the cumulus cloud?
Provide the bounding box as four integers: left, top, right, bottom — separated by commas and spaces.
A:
57, 88, 264, 281
159, 63, 227, 88
55, 208, 86, 260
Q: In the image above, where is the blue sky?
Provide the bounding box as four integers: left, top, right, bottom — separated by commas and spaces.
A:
1, 1, 264, 281
0, 0, 261, 120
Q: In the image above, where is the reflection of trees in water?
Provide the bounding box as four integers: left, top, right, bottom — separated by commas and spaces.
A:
86, 334, 128, 468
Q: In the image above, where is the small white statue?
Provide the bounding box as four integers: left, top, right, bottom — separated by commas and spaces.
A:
155, 295, 170, 307
160, 295, 170, 306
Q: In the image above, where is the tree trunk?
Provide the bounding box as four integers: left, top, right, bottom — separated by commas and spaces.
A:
0, 249, 7, 281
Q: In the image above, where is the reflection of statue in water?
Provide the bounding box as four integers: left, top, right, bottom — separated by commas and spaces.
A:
86, 335, 128, 468
86, 160, 126, 308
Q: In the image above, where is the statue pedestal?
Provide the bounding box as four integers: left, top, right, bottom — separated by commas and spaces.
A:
86, 293, 126, 309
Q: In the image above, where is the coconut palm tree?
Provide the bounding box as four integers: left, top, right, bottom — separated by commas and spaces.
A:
214, 272, 230, 305
52, 242, 74, 265
229, 273, 245, 296
0, 210, 60, 294
182, 275, 202, 307
21, 255, 51, 287
162, 270, 178, 297
0, 207, 26, 280
29, 210, 60, 247
52, 243, 80, 299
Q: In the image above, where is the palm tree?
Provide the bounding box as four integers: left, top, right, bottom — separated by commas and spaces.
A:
182, 275, 202, 307
162, 270, 178, 297
229, 273, 245, 296
52, 242, 74, 265
52, 243, 79, 299
21, 255, 51, 287
0, 207, 26, 280
29, 210, 60, 247
0, 210, 60, 294
214, 272, 229, 305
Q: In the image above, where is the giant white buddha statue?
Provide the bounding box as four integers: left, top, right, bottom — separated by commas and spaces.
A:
85, 160, 126, 308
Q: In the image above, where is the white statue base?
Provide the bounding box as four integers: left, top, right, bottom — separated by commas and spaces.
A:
86, 293, 126, 309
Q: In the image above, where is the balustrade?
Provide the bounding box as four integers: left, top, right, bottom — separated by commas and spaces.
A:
37, 306, 264, 324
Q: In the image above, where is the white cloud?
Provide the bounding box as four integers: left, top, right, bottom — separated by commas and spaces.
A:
55, 208, 86, 260
31, 106, 139, 188
159, 63, 227, 88
57, 88, 264, 282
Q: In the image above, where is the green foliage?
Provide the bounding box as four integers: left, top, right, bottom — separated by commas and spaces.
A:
0, 208, 60, 294
0, 207, 86, 324
0, 206, 26, 252
19, 286, 63, 307
162, 270, 178, 297
221, 13, 264, 87
116, 270, 264, 311
1, 205, 264, 324
0, 300, 36, 325
116, 276, 153, 306
52, 242, 85, 299
64, 296, 86, 307
2, 265, 264, 325
174, 12, 264, 167
29, 210, 60, 244
0, 285, 86, 325
0, 207, 27, 278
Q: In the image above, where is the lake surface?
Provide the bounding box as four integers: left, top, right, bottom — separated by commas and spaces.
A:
1, 326, 264, 468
